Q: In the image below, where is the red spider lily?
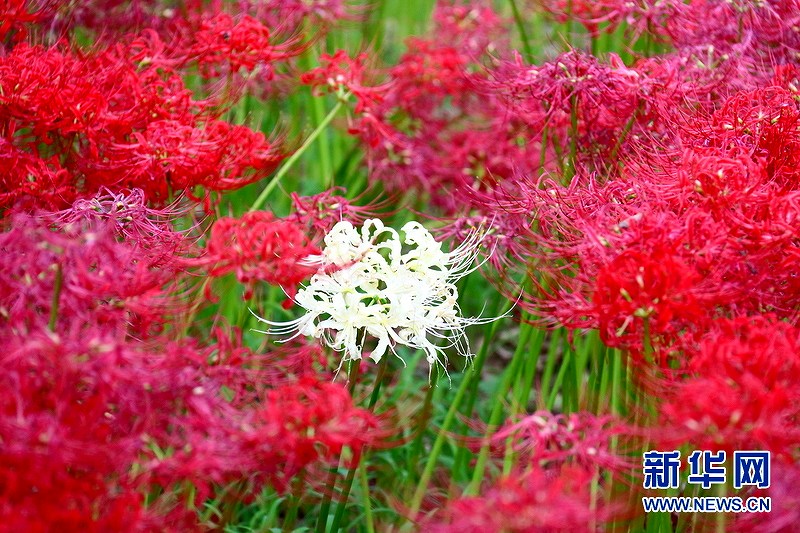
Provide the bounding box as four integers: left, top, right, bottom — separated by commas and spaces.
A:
633, 48, 760, 135
436, 212, 531, 271
657, 316, 800, 459
487, 50, 643, 167
188, 12, 303, 78
0, 207, 378, 526
288, 187, 385, 235
0, 308, 373, 529
57, 0, 357, 43
0, 44, 115, 138
0, 325, 197, 532
592, 247, 705, 348
510, 174, 730, 352
303, 2, 531, 213
201, 211, 319, 302
0, 213, 186, 337
506, 76, 800, 354
695, 87, 800, 188
426, 464, 621, 532
0, 0, 45, 43
206, 330, 329, 401
664, 0, 800, 65
41, 3, 307, 98
151, 375, 380, 501
534, 0, 679, 39
0, 42, 283, 210
433, 1, 508, 55
85, 119, 283, 201
217, 0, 361, 35
301, 50, 391, 114
490, 411, 636, 476
53, 188, 198, 255
0, 138, 73, 212
63, 0, 180, 36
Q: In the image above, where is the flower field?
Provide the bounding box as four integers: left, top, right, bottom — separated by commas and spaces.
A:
2, 0, 800, 531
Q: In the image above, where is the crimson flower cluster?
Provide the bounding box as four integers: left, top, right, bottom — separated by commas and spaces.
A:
427, 465, 619, 532
0, 203, 379, 529
201, 210, 319, 302
0, 40, 283, 210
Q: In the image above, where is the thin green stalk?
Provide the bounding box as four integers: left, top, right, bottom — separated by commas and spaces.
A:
465, 336, 529, 496
612, 348, 628, 416
330, 453, 360, 531
515, 325, 545, 410
315, 441, 341, 532
408, 367, 440, 471
539, 328, 562, 404
547, 342, 572, 410
452, 296, 514, 477
315, 361, 361, 533
573, 332, 595, 406
331, 360, 387, 531
407, 312, 509, 520
509, 0, 534, 63
590, 465, 600, 532
369, 358, 390, 409
715, 481, 727, 533
587, 344, 605, 413
281, 471, 305, 533
49, 263, 62, 332
250, 94, 349, 212
503, 322, 545, 475
361, 0, 387, 50
501, 320, 534, 475
358, 461, 375, 533
302, 51, 335, 190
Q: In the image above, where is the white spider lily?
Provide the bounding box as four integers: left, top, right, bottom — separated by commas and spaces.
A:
254, 218, 499, 372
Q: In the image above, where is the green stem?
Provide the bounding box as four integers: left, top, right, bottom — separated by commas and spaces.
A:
452, 296, 512, 477
502, 322, 534, 476
330, 453, 360, 531
407, 311, 509, 519
315, 361, 361, 533
368, 358, 389, 410
407, 366, 440, 474
49, 263, 63, 332
715, 481, 727, 533
282, 470, 305, 532
503, 320, 544, 475
359, 461, 375, 533
509, 0, 534, 63
590, 465, 600, 532
302, 50, 335, 190
465, 333, 529, 495
250, 95, 348, 212
331, 360, 385, 531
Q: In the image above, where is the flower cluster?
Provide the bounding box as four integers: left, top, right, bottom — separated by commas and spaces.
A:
202, 211, 319, 302
0, 198, 380, 529
0, 41, 285, 210
427, 465, 619, 532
